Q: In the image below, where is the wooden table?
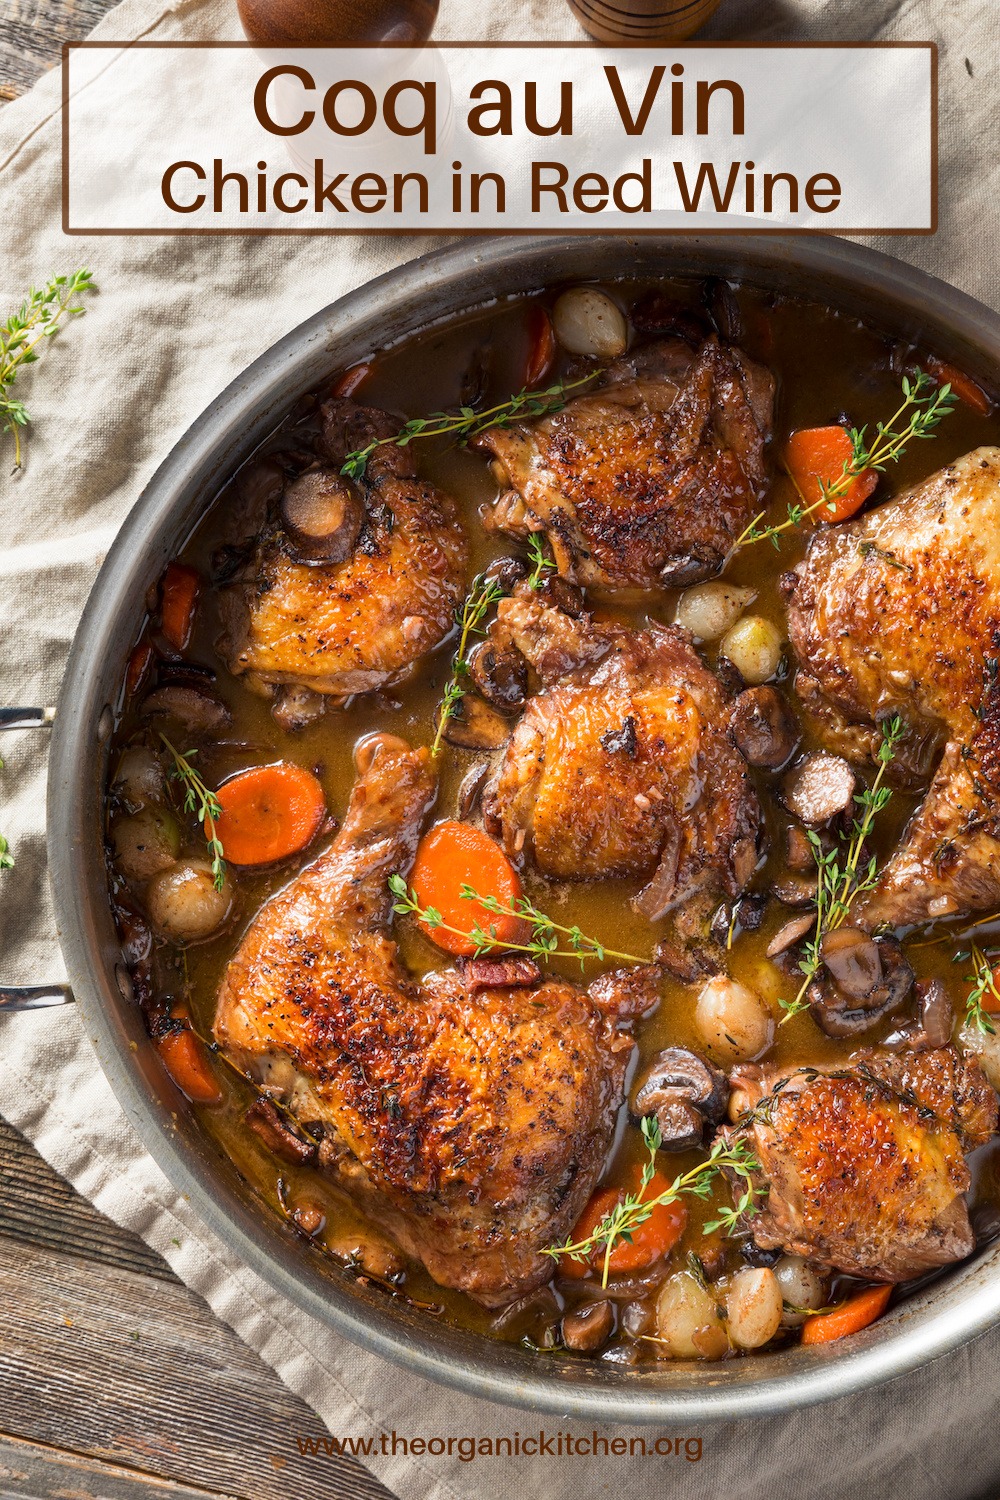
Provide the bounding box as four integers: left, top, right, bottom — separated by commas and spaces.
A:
0, 11, 395, 1498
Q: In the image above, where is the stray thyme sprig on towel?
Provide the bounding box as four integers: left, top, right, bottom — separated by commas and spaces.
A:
1, 270, 95, 470
159, 735, 227, 893
340, 371, 600, 482
0, 757, 12, 873
735, 373, 957, 551
544, 1116, 762, 1287
388, 874, 647, 969
780, 716, 906, 1022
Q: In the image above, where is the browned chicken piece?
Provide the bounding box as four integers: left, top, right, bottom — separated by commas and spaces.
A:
725, 1047, 998, 1282
476, 337, 774, 591
786, 447, 1000, 927
481, 590, 761, 915
219, 399, 468, 718
214, 734, 656, 1307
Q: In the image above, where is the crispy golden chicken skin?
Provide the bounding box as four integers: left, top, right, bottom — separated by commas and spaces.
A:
725, 1048, 997, 1282
219, 398, 468, 710
476, 337, 774, 591
481, 591, 761, 916
786, 447, 1000, 927
214, 735, 655, 1307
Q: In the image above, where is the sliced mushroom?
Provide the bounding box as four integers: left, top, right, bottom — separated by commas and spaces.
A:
141, 685, 232, 736
442, 695, 511, 751
781, 753, 857, 826
466, 640, 528, 713
271, 683, 326, 733
766, 911, 816, 958
245, 1097, 318, 1166
770, 872, 817, 908
729, 686, 801, 770
785, 823, 815, 873
457, 761, 490, 820
562, 1299, 615, 1352
659, 544, 723, 588
632, 1046, 729, 1151
917, 978, 955, 1049
483, 554, 529, 593
533, 571, 587, 618
281, 465, 364, 563
808, 933, 914, 1037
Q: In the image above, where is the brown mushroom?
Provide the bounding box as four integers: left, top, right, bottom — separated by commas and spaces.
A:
808, 932, 914, 1037
766, 911, 815, 958
785, 824, 816, 873
771, 873, 816, 908
562, 1300, 615, 1352
271, 683, 326, 733
140, 685, 232, 736
466, 640, 528, 713
457, 761, 490, 819
632, 1046, 729, 1151
442, 695, 511, 751
483, 554, 529, 593
729, 686, 801, 770
781, 753, 857, 826
281, 465, 364, 563
244, 1098, 318, 1166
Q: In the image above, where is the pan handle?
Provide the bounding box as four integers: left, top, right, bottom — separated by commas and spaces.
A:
0, 707, 56, 731
0, 985, 74, 1010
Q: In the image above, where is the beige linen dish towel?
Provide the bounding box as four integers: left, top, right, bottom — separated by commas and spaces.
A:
3, 1, 1000, 1497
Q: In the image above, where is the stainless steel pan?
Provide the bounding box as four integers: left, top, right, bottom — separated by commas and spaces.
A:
11, 233, 1000, 1423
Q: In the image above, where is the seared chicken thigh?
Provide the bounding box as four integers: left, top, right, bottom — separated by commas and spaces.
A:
726, 1048, 997, 1282
477, 337, 774, 592
786, 447, 1000, 926
481, 591, 761, 914
219, 399, 468, 716
214, 734, 655, 1306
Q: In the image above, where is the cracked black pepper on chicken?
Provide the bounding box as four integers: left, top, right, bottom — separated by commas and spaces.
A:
104, 275, 1000, 1363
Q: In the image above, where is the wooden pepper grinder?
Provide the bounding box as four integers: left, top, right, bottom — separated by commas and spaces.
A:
237, 0, 439, 48
567, 0, 723, 44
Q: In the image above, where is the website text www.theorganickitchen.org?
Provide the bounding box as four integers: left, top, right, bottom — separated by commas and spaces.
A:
294, 1430, 703, 1463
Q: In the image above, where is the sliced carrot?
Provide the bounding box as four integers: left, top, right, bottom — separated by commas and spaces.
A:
558, 1168, 687, 1279
785, 425, 878, 524
410, 820, 525, 958
525, 306, 556, 388
986, 968, 1000, 1013
125, 640, 154, 699
800, 1284, 891, 1345
155, 1012, 222, 1105
212, 762, 326, 866
925, 356, 992, 417
332, 362, 372, 399
160, 562, 201, 652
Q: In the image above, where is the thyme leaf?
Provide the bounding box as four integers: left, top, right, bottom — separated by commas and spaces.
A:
159, 734, 227, 893
964, 943, 999, 1036
526, 533, 556, 590
429, 573, 505, 757
779, 715, 906, 1022
0, 756, 12, 872
1, 269, 95, 470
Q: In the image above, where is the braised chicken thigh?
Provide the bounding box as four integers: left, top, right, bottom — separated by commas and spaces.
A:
787, 447, 1000, 926
214, 734, 656, 1306
726, 1048, 998, 1282
219, 398, 468, 719
477, 337, 774, 591
481, 588, 761, 916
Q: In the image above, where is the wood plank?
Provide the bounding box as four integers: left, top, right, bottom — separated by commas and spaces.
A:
0, 1228, 395, 1500
0, 0, 118, 101
0, 1430, 238, 1499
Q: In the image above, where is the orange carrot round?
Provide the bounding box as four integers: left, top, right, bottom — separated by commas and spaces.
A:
212, 762, 326, 866
160, 562, 201, 651
410, 820, 525, 957
925, 356, 991, 417
125, 640, 154, 699
525, 306, 556, 388
800, 1283, 891, 1345
332, 362, 372, 399
559, 1167, 687, 1279
785, 425, 878, 524
559, 1185, 622, 1279
155, 1012, 222, 1105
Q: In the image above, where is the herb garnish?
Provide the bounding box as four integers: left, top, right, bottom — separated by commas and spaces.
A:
735, 373, 957, 552
962, 943, 999, 1036
526, 534, 556, 590
2, 270, 95, 470
543, 1116, 762, 1288
779, 716, 906, 1022
159, 735, 227, 893
0, 756, 12, 873
340, 371, 600, 483
388, 875, 647, 969
429, 573, 505, 757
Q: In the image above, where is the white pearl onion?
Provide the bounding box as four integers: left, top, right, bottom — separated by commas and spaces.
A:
726, 1267, 783, 1349
695, 975, 775, 1064
146, 859, 232, 942
719, 614, 784, 685
774, 1254, 829, 1328
552, 288, 628, 358
655, 1272, 727, 1360
675, 582, 756, 642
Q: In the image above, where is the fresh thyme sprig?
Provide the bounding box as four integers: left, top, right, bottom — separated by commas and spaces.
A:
159, 734, 227, 893
526, 534, 556, 590
340, 371, 600, 483
388, 875, 647, 969
735, 373, 957, 551
0, 756, 12, 873
962, 943, 999, 1036
543, 1116, 762, 1288
429, 573, 505, 757
1, 270, 95, 470
779, 716, 906, 1022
